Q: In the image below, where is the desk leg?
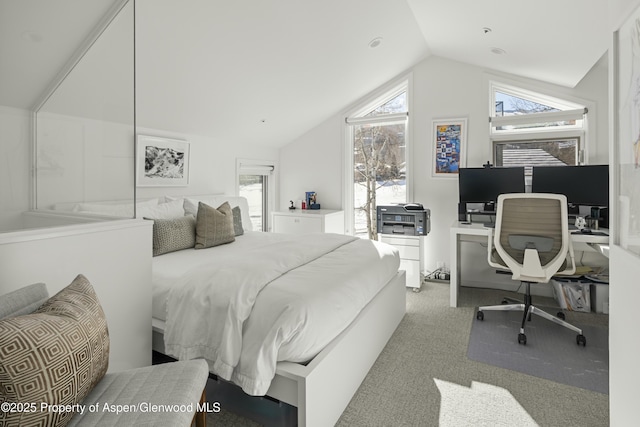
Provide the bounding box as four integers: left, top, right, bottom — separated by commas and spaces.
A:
449, 231, 460, 307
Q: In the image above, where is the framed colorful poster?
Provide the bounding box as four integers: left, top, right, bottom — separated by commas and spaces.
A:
432, 118, 467, 178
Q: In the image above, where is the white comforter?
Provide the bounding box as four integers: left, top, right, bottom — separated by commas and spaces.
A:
157, 232, 400, 395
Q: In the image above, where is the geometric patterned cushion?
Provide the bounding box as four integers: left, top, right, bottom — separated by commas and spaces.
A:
0, 274, 109, 427
195, 201, 235, 249
149, 215, 196, 256
232, 206, 244, 236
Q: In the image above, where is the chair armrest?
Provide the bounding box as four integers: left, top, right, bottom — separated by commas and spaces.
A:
0, 283, 49, 319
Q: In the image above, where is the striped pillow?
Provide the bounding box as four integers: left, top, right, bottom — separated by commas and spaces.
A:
195, 201, 235, 249
232, 206, 244, 236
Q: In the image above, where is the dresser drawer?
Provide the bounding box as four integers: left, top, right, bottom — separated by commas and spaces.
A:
399, 259, 421, 288
395, 244, 420, 260
379, 234, 424, 289
272, 210, 345, 234
273, 215, 322, 234
380, 235, 420, 247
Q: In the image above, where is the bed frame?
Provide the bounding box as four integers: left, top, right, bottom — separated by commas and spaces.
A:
152, 270, 406, 426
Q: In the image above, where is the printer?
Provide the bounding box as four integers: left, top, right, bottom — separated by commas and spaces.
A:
377, 203, 430, 236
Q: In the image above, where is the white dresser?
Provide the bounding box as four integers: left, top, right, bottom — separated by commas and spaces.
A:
379, 234, 424, 291
272, 209, 345, 234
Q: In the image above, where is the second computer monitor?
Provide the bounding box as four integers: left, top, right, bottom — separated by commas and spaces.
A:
458, 167, 525, 204
531, 165, 609, 207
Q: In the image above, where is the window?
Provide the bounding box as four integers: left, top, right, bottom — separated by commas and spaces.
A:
237, 159, 275, 232
345, 82, 409, 239
494, 138, 579, 176
489, 82, 588, 180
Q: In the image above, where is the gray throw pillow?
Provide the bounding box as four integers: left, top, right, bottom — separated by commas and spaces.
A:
149, 215, 196, 256
232, 206, 244, 236
195, 201, 235, 249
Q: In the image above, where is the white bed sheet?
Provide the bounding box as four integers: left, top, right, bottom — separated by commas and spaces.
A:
152, 231, 400, 395
152, 231, 291, 320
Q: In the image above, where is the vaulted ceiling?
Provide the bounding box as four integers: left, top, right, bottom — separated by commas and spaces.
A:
0, 0, 610, 147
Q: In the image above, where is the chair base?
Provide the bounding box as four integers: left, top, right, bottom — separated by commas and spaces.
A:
476, 283, 586, 346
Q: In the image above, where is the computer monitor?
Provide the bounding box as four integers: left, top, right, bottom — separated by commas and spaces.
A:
458, 167, 526, 204
531, 165, 609, 207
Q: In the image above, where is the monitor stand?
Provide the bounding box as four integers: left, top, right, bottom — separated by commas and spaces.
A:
567, 203, 579, 216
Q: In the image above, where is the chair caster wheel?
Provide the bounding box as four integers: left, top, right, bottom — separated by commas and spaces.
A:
518, 333, 527, 345
576, 334, 586, 346
557, 312, 565, 320
476, 311, 484, 321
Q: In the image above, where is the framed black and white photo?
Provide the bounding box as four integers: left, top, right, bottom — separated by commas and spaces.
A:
136, 135, 190, 186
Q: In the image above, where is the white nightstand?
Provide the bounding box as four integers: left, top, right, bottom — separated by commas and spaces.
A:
379, 234, 424, 291
272, 209, 345, 234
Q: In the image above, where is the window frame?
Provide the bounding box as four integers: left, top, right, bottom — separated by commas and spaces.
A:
236, 158, 276, 232
489, 80, 590, 167
343, 75, 412, 237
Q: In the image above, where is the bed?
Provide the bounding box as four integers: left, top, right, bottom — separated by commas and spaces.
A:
55, 194, 406, 426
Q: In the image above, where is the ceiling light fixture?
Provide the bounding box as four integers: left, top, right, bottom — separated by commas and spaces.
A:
368, 37, 383, 49
491, 47, 507, 55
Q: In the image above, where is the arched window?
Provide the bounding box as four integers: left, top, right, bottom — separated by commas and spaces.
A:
489, 81, 589, 185
345, 80, 409, 239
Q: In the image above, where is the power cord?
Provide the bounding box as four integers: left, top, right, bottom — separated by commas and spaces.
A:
426, 267, 450, 281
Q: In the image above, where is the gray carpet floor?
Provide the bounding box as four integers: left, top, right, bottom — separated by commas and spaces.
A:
209, 281, 609, 426
467, 305, 608, 394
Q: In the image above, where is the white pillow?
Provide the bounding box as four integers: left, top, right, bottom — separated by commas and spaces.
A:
183, 197, 221, 217
137, 198, 185, 219
162, 195, 180, 203
73, 198, 159, 217
183, 196, 253, 232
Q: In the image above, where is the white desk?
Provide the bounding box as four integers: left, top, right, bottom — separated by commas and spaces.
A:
449, 221, 610, 307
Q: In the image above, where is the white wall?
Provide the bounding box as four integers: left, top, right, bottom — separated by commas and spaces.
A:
135, 127, 280, 201
35, 112, 135, 208
34, 117, 281, 209
608, 246, 640, 425
279, 55, 610, 277
0, 220, 153, 372
278, 119, 343, 211
0, 106, 31, 232
608, 0, 640, 424
410, 57, 489, 274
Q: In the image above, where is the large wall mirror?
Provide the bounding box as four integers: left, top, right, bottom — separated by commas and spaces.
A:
0, 0, 134, 233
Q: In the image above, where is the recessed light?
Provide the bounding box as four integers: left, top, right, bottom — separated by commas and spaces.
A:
482, 27, 492, 34
491, 47, 507, 55
368, 37, 383, 49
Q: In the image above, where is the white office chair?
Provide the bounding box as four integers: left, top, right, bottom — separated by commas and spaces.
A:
476, 193, 586, 346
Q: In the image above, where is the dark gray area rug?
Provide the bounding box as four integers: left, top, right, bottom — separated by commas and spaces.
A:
467, 309, 609, 395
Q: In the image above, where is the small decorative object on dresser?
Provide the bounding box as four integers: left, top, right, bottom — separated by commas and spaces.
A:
305, 191, 321, 209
